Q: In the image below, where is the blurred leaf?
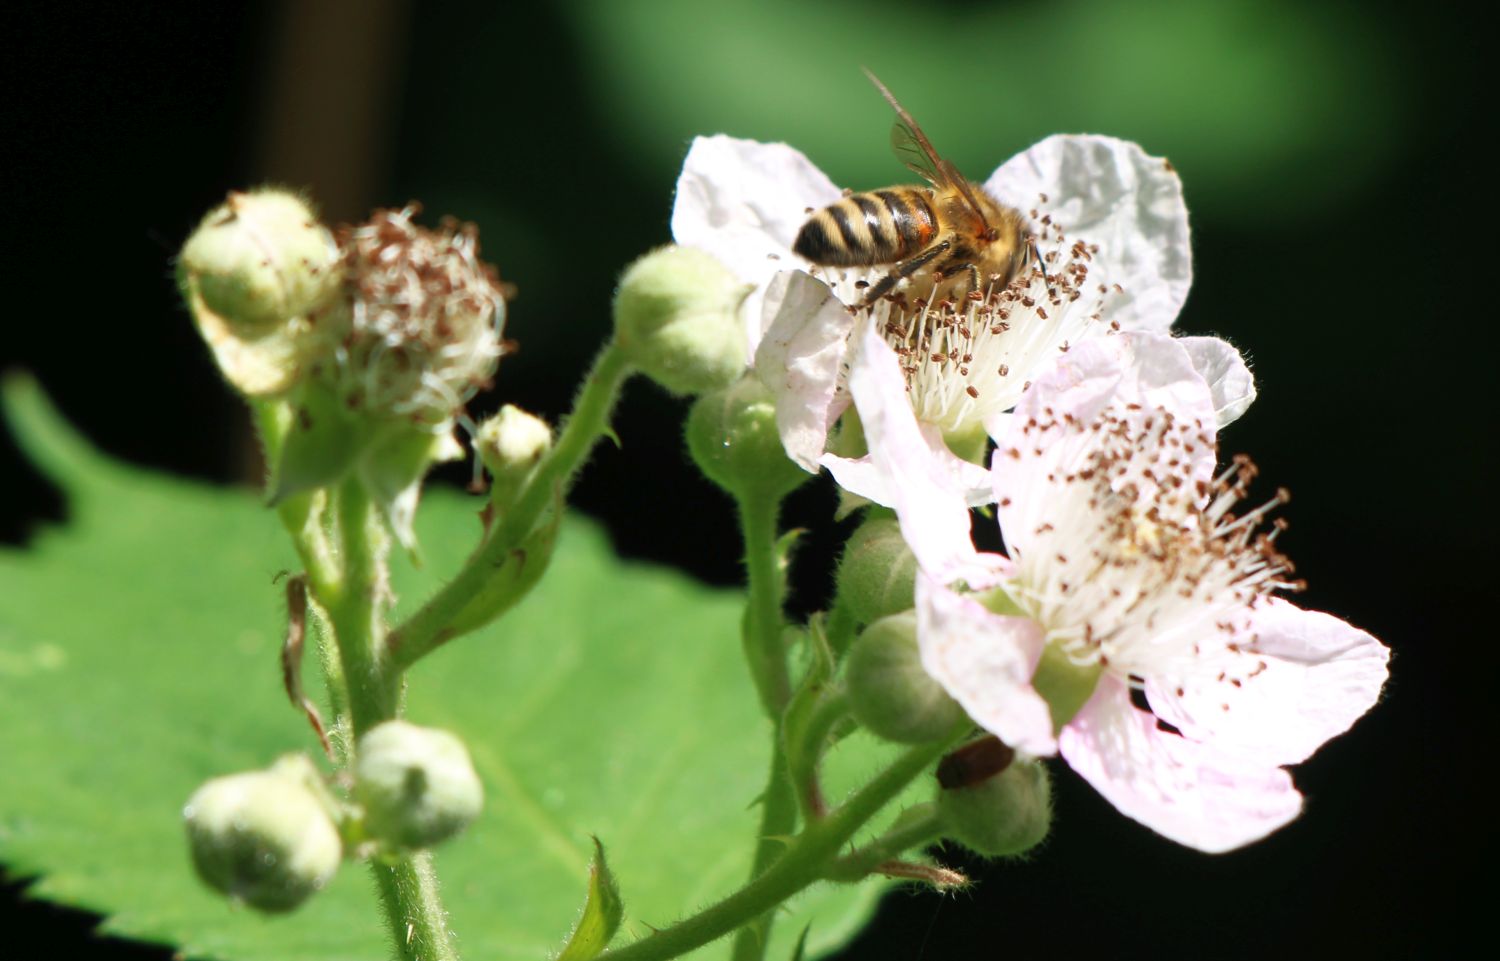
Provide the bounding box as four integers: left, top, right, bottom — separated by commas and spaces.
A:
0, 377, 918, 960
566, 0, 1403, 222
555, 838, 625, 960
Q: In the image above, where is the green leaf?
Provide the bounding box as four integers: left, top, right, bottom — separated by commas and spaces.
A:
0, 376, 922, 960
555, 837, 624, 961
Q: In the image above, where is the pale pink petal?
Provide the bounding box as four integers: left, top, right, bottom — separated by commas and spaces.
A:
1178, 336, 1257, 427
754, 271, 856, 472
835, 323, 1004, 584
671, 136, 841, 353
916, 573, 1057, 757
985, 135, 1191, 333
1060, 679, 1303, 853
995, 333, 1218, 552
1146, 598, 1389, 767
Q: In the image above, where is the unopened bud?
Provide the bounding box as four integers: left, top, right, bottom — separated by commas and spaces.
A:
614, 246, 750, 395
178, 189, 342, 396
845, 611, 966, 744
685, 375, 806, 502
355, 721, 483, 850
937, 755, 1052, 858
835, 515, 917, 627
183, 755, 342, 913
476, 405, 554, 508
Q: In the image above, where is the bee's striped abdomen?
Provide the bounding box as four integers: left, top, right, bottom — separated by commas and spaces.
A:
794, 188, 936, 267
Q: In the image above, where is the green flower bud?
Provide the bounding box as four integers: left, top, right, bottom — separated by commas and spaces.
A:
937, 757, 1052, 858
835, 515, 917, 627
178, 189, 342, 397
183, 756, 342, 913
355, 721, 483, 850
845, 611, 966, 744
614, 246, 750, 395
685, 375, 806, 502
476, 405, 554, 508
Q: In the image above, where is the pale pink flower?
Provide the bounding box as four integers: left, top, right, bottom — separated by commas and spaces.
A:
905, 332, 1388, 852
670, 133, 1254, 509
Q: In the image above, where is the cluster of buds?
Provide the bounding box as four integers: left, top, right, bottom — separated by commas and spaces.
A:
184, 722, 482, 913
178, 190, 515, 544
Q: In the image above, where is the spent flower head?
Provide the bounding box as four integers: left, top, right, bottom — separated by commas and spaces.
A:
320, 204, 510, 426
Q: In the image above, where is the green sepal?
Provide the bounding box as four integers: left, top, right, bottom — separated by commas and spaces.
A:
359, 425, 463, 556
1030, 642, 1103, 732
554, 837, 625, 961
268, 382, 377, 504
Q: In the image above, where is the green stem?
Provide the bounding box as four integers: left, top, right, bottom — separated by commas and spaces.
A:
729, 735, 798, 961
370, 852, 458, 961
596, 733, 960, 961
388, 343, 633, 669
822, 805, 944, 883
329, 481, 395, 733
786, 688, 850, 822
727, 489, 795, 959
737, 493, 790, 715
327, 480, 458, 961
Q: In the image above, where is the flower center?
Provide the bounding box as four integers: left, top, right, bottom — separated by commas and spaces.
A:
1002, 404, 1303, 682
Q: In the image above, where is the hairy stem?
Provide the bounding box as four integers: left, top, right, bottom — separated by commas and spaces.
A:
727, 490, 795, 959
786, 687, 850, 822
328, 480, 458, 961
388, 343, 633, 669
729, 735, 798, 961
370, 852, 457, 961
596, 733, 961, 961
738, 493, 791, 715
822, 804, 946, 883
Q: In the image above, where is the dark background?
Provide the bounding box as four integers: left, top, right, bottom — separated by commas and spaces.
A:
1, 1, 1487, 959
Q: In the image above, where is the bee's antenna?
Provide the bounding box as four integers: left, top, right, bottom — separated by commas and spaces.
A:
1030, 238, 1057, 299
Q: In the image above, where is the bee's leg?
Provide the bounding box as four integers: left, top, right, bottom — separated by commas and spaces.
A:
858, 241, 950, 307
932, 260, 982, 302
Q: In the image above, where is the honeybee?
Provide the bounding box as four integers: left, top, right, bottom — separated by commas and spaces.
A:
793, 71, 1033, 308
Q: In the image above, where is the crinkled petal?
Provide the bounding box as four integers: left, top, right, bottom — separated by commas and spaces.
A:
1178, 336, 1257, 427
754, 271, 855, 472
996, 333, 1218, 551
917, 572, 1056, 757
1146, 598, 1389, 767
671, 136, 841, 353
834, 322, 1004, 584
986, 135, 1191, 333
1059, 678, 1303, 852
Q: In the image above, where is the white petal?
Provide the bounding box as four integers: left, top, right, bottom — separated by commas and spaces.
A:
1059, 679, 1303, 852
836, 323, 1003, 584
917, 572, 1057, 757
1146, 598, 1389, 767
754, 271, 855, 472
1178, 336, 1257, 427
986, 135, 1191, 333
671, 136, 841, 353
996, 333, 1218, 550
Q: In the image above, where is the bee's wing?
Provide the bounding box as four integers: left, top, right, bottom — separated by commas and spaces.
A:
867, 69, 992, 234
